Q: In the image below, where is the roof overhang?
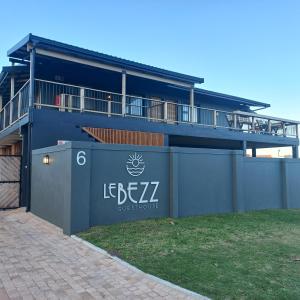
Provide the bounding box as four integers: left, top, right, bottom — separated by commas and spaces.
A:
195, 88, 270, 109
7, 34, 204, 86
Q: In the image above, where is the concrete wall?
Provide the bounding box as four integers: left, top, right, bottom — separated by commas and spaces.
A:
31, 142, 300, 235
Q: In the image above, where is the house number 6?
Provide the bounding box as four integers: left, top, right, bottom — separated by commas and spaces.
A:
77, 151, 86, 166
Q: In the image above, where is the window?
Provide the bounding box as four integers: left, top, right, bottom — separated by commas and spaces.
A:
126, 97, 143, 116
182, 105, 190, 122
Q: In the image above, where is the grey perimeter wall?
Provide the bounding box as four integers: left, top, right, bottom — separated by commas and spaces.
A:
31, 142, 300, 235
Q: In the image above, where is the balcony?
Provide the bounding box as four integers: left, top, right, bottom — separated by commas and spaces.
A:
0, 79, 299, 139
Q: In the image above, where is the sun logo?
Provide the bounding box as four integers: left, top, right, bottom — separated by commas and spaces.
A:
126, 153, 145, 177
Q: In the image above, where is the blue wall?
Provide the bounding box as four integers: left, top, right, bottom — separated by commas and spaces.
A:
31, 142, 300, 235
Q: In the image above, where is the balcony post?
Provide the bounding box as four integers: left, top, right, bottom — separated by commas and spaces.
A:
268, 119, 272, 134
80, 88, 85, 112
107, 95, 111, 117
122, 71, 126, 115
282, 122, 286, 137
10, 76, 15, 100
29, 48, 36, 108
251, 116, 255, 132
9, 101, 13, 125
164, 102, 168, 122
233, 113, 237, 129
3, 106, 6, 128
213, 110, 217, 128
190, 87, 194, 122
296, 124, 299, 138
18, 93, 21, 118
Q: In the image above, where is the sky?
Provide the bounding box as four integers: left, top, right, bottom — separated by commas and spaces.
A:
0, 0, 299, 120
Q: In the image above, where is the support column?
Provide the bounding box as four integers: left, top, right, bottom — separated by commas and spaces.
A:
252, 147, 257, 158
190, 86, 194, 123
242, 140, 247, 156
122, 71, 126, 115
0, 94, 2, 110
29, 48, 36, 108
292, 146, 299, 159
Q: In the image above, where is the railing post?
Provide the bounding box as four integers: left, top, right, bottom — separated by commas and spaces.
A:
268, 119, 272, 134
9, 101, 13, 125
233, 114, 237, 129
122, 71, 126, 115
190, 87, 194, 123
296, 124, 299, 138
60, 94, 65, 112
164, 102, 168, 122
3, 106, 6, 128
282, 122, 286, 137
107, 95, 111, 117
80, 88, 85, 112
10, 76, 15, 100
213, 110, 217, 128
18, 93, 21, 118
251, 116, 255, 132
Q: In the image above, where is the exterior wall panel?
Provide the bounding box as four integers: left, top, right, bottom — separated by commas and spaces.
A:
31, 142, 300, 235
243, 158, 282, 210
177, 150, 233, 216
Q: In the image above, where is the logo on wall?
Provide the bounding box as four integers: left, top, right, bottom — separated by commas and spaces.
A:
103, 152, 160, 212
126, 153, 145, 177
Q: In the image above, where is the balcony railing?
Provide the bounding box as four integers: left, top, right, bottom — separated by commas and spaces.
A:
0, 80, 30, 131
0, 78, 299, 139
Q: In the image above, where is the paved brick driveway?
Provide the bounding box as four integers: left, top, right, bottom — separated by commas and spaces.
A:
0, 209, 206, 300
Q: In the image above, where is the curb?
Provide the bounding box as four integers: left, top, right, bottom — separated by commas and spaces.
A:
71, 235, 210, 300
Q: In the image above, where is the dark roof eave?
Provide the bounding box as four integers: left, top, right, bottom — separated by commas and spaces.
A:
7, 34, 204, 85
7, 33, 32, 57
195, 88, 270, 108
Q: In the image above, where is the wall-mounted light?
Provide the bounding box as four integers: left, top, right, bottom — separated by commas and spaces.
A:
42, 155, 50, 165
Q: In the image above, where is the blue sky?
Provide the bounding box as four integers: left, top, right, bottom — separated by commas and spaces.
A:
0, 0, 299, 120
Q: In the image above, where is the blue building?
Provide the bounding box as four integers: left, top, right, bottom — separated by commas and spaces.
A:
0, 34, 299, 209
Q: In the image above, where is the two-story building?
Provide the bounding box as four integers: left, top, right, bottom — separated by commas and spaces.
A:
0, 34, 299, 209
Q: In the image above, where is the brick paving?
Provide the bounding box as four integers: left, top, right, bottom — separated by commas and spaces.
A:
0, 209, 207, 300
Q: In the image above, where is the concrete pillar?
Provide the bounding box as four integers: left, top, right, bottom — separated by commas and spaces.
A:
122, 71, 126, 115
252, 148, 257, 158
292, 146, 299, 159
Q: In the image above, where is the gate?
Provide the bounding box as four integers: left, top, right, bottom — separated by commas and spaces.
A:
0, 155, 21, 209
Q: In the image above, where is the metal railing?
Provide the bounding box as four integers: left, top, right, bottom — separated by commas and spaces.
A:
0, 80, 30, 131
33, 79, 299, 138
1, 78, 298, 139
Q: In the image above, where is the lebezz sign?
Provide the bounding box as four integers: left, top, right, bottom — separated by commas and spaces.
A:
103, 153, 160, 211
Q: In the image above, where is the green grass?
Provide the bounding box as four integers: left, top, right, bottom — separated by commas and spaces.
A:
79, 210, 300, 300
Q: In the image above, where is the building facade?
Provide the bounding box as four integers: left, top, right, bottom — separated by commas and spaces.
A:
0, 34, 299, 209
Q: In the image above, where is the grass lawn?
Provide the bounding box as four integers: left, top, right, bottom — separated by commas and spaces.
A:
79, 210, 300, 299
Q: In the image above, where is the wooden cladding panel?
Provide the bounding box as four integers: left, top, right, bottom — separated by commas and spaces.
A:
83, 127, 164, 146
0, 142, 22, 156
